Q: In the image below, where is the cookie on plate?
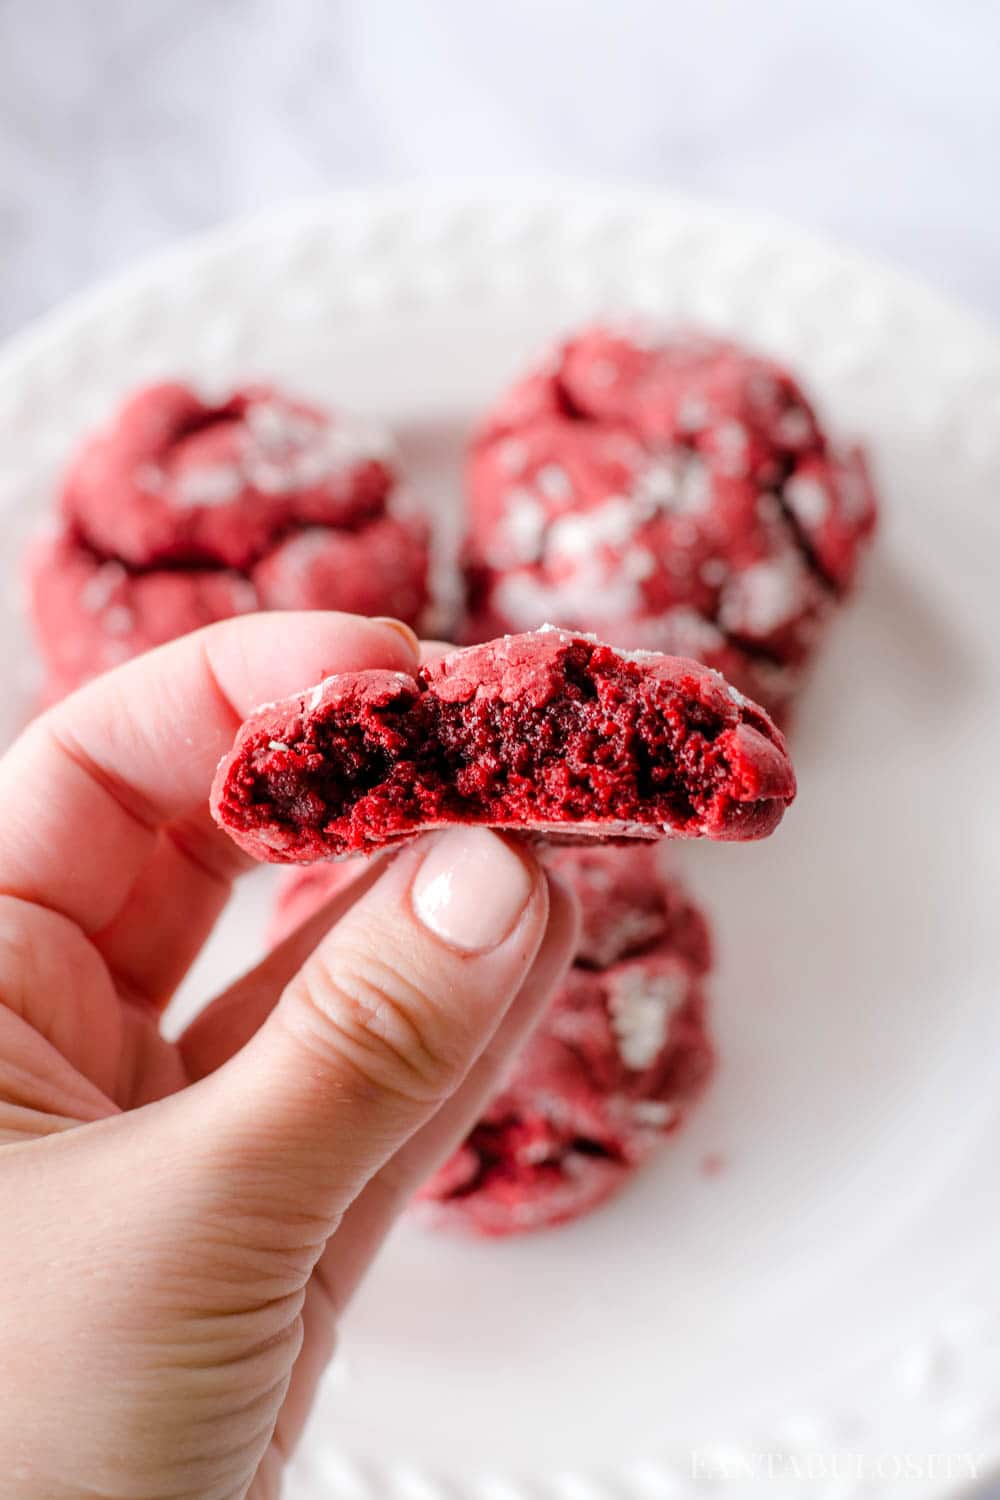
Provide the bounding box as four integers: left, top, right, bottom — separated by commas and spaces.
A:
419, 948, 712, 1234
28, 382, 430, 699
28, 532, 259, 703
464, 326, 877, 719
61, 382, 392, 570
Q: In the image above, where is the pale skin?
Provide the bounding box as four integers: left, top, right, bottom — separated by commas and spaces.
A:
0, 612, 578, 1500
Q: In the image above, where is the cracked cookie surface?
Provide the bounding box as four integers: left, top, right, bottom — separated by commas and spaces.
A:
464, 327, 877, 718
28, 382, 429, 699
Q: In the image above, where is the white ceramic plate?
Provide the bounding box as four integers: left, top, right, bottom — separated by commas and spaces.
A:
2, 184, 1000, 1500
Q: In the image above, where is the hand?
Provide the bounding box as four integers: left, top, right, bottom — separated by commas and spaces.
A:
0, 613, 578, 1500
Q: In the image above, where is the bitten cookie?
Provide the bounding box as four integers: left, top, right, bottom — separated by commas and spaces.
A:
210, 627, 796, 861
464, 326, 877, 718
28, 382, 430, 699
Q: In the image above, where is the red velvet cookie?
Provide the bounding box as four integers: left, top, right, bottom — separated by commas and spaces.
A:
210, 627, 796, 861
418, 951, 712, 1235
464, 327, 877, 718
251, 515, 428, 620
28, 532, 258, 702
544, 842, 711, 972
28, 382, 430, 699
62, 382, 393, 570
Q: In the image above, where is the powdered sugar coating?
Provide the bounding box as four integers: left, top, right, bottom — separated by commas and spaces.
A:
607, 965, 687, 1069
63, 382, 396, 570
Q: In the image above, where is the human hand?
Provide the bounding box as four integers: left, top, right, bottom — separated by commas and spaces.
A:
0, 613, 578, 1500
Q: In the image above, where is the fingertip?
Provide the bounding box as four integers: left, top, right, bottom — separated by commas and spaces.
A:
409, 828, 542, 955
199, 610, 423, 718
372, 617, 421, 664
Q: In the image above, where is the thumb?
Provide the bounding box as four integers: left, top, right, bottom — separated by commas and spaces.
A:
0, 830, 555, 1499
167, 827, 551, 1244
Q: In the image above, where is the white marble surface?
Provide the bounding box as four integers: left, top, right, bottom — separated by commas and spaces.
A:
0, 0, 998, 339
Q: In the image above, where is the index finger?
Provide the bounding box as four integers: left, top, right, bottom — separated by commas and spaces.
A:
0, 612, 419, 938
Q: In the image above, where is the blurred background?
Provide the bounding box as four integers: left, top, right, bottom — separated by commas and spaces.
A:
1, 0, 998, 338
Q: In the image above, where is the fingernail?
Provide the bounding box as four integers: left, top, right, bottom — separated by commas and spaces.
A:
412, 828, 534, 952
373, 617, 420, 661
